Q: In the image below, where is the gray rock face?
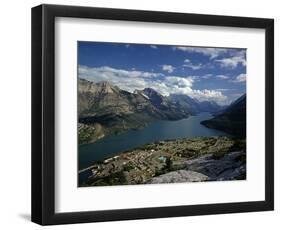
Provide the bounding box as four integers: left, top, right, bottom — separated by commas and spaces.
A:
147, 170, 209, 184
78, 78, 191, 123
146, 151, 246, 184
184, 151, 246, 181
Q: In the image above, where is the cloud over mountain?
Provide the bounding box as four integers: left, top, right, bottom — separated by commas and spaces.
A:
78, 65, 228, 104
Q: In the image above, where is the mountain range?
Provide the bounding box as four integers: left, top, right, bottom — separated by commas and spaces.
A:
201, 94, 246, 137
168, 94, 225, 114
78, 78, 243, 144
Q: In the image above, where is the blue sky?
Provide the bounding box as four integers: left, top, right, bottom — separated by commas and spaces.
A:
78, 41, 246, 105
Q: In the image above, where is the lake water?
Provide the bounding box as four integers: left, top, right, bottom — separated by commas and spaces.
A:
79, 112, 227, 171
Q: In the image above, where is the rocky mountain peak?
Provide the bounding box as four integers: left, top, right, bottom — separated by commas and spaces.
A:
96, 81, 115, 92
142, 88, 162, 97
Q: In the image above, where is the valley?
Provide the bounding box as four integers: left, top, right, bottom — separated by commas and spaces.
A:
78, 78, 246, 186
78, 78, 225, 144
77, 42, 247, 187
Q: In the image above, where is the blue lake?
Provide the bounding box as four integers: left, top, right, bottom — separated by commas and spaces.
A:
78, 112, 227, 170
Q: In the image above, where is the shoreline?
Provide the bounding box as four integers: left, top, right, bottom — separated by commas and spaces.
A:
78, 114, 196, 146
78, 136, 246, 186
78, 112, 228, 170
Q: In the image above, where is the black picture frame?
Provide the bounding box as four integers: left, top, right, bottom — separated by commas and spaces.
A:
31, 4, 274, 225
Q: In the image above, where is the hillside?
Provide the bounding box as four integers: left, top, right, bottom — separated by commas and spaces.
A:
169, 94, 222, 114
78, 79, 191, 143
201, 94, 246, 137
78, 78, 225, 144
168, 94, 201, 114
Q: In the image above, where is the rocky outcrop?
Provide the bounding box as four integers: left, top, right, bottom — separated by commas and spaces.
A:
146, 151, 246, 184
146, 170, 209, 183
184, 151, 246, 181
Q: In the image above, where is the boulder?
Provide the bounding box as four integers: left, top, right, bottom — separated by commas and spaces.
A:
146, 170, 209, 184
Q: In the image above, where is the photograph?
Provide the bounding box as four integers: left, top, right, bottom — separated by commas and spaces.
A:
30, 3, 274, 225
77, 42, 247, 187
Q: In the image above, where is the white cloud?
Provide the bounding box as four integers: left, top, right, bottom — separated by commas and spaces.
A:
201, 74, 213, 79
150, 45, 158, 49
173, 47, 228, 59
216, 75, 229, 80
165, 76, 194, 87
191, 89, 228, 104
232, 73, 246, 83
215, 50, 246, 68
79, 65, 228, 104
183, 59, 203, 70
174, 47, 246, 70
215, 88, 233, 92
79, 65, 161, 79
161, 64, 175, 73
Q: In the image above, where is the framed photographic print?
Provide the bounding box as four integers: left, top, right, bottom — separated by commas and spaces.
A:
31, 4, 274, 225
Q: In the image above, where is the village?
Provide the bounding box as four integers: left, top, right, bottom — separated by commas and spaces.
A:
79, 136, 245, 186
